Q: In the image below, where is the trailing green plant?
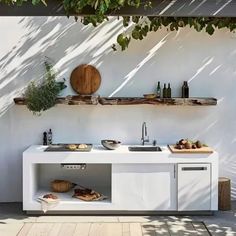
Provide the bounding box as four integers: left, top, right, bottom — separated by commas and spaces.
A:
24, 61, 66, 115
114, 16, 236, 50
1, 0, 236, 50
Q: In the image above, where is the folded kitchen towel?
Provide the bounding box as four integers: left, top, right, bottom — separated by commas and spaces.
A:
37, 195, 60, 213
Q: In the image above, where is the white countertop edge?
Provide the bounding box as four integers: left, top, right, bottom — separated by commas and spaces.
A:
24, 144, 217, 154
23, 145, 218, 164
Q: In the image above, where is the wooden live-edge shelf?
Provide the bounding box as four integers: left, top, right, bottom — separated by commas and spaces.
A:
13, 95, 100, 105
14, 96, 217, 106
99, 97, 217, 105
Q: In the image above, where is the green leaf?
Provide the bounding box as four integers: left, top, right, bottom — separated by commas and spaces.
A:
139, 34, 143, 40
143, 25, 149, 33
118, 0, 125, 5
217, 21, 225, 29
141, 28, 147, 37
122, 16, 130, 27
229, 23, 236, 32
161, 17, 171, 27
144, 1, 152, 10
132, 16, 140, 24
104, 0, 110, 7
132, 30, 140, 40
117, 33, 124, 45
193, 20, 202, 32
206, 24, 214, 35
94, 0, 99, 9
32, 0, 41, 5
170, 22, 178, 31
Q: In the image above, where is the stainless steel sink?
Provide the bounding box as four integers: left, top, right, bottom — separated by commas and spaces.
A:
128, 146, 162, 152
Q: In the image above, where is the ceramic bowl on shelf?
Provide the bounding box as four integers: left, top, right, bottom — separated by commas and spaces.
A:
101, 140, 121, 150
143, 94, 157, 99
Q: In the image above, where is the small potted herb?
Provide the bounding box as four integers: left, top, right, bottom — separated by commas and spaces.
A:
24, 61, 66, 115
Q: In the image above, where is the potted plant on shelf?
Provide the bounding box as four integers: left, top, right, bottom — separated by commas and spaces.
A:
24, 60, 66, 115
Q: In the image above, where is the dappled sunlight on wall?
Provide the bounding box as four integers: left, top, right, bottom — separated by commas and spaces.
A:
0, 16, 236, 201
0, 17, 124, 117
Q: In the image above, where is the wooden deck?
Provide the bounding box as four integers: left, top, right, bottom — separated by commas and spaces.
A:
17, 222, 210, 236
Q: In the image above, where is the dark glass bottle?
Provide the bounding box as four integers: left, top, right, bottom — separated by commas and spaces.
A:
182, 81, 189, 98
185, 81, 189, 98
163, 83, 167, 98
43, 132, 47, 145
48, 129, 52, 145
167, 83, 171, 98
156, 81, 161, 98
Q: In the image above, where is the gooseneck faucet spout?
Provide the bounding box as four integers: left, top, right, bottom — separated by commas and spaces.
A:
141, 122, 149, 145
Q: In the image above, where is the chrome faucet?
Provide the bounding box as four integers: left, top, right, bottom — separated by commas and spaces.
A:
141, 122, 149, 145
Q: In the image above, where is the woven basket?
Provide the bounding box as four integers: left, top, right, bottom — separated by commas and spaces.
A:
51, 180, 76, 193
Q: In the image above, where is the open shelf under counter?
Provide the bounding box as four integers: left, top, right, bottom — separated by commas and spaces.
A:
24, 163, 113, 211
33, 187, 112, 211
35, 188, 111, 205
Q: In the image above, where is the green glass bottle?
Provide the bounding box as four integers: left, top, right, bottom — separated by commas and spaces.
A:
156, 81, 161, 98
167, 83, 171, 98
182, 81, 189, 98
163, 83, 167, 98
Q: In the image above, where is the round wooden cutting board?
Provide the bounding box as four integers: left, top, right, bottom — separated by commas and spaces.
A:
70, 64, 101, 95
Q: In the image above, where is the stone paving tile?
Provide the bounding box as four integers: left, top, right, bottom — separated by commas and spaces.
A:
205, 223, 236, 236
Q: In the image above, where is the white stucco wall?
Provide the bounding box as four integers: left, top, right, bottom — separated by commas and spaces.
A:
0, 17, 236, 202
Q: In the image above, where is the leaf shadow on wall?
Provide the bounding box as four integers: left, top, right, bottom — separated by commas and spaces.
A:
0, 16, 124, 116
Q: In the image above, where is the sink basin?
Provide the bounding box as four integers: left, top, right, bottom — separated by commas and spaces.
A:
128, 146, 162, 152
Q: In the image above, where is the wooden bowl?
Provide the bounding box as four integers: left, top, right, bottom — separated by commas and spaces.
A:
143, 94, 157, 99
51, 180, 76, 193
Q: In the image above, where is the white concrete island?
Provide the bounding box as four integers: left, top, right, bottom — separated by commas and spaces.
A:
23, 145, 218, 214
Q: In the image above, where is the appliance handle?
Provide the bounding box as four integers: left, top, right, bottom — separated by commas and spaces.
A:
182, 167, 207, 171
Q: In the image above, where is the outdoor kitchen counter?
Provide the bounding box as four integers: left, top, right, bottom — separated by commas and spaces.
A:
23, 145, 218, 164
23, 145, 219, 212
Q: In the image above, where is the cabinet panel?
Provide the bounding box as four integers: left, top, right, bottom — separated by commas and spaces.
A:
177, 163, 211, 211
112, 164, 176, 210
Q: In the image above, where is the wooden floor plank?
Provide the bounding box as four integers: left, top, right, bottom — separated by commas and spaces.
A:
89, 223, 122, 236
17, 221, 210, 236
192, 222, 210, 236
27, 223, 54, 236
73, 223, 91, 236
57, 223, 77, 236
89, 223, 108, 236
107, 223, 123, 236
17, 223, 33, 236
122, 223, 130, 236
48, 223, 62, 236
130, 223, 142, 236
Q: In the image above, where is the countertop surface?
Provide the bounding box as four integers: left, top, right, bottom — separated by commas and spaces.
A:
24, 145, 171, 154
23, 145, 218, 164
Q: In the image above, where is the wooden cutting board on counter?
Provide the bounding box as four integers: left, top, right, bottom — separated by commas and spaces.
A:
168, 145, 214, 153
70, 64, 101, 95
